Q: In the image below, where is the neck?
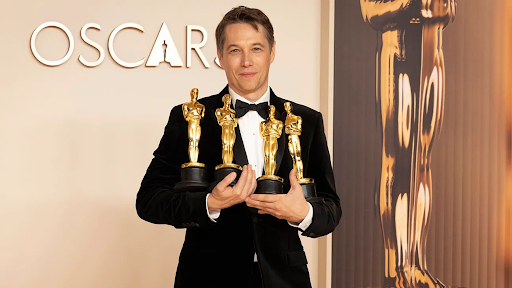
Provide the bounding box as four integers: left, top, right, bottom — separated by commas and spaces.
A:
230, 84, 268, 103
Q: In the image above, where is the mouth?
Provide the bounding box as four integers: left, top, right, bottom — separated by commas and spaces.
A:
239, 72, 257, 78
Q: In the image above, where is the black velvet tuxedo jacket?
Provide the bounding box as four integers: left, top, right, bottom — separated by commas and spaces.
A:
136, 86, 341, 288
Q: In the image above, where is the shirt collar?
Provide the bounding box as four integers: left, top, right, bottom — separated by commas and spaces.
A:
229, 86, 270, 108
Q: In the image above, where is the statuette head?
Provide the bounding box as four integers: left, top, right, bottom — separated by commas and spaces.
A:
269, 105, 276, 118
190, 88, 199, 100
284, 102, 292, 113
222, 94, 231, 105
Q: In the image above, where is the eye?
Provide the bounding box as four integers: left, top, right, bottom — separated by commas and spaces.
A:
253, 47, 262, 51
230, 49, 240, 53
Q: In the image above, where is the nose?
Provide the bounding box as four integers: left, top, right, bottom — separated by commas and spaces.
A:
241, 52, 253, 68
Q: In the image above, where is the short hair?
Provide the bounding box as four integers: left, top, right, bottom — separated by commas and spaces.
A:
215, 6, 275, 55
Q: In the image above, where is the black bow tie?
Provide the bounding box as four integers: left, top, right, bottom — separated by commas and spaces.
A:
235, 100, 269, 119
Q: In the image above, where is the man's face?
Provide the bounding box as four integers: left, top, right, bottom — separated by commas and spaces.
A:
217, 23, 276, 99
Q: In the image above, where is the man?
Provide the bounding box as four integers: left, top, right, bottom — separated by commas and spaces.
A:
136, 6, 341, 288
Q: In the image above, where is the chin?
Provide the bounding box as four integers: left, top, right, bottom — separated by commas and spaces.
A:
235, 83, 257, 92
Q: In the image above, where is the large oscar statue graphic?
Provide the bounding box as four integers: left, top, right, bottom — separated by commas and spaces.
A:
214, 94, 242, 186
174, 88, 209, 193
360, 0, 456, 287
256, 105, 285, 195
284, 102, 317, 199
505, 0, 512, 278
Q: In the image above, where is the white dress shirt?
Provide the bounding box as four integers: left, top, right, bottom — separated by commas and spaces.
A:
205, 87, 313, 261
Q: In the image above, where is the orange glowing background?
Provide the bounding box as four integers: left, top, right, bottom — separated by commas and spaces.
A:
503, 0, 512, 275
333, 0, 512, 287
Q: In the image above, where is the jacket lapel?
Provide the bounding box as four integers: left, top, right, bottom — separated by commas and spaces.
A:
233, 126, 249, 166
270, 89, 287, 174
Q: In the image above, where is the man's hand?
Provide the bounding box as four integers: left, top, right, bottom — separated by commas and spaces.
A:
245, 169, 309, 224
207, 165, 257, 210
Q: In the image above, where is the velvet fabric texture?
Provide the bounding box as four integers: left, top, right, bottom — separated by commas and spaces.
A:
136, 85, 342, 288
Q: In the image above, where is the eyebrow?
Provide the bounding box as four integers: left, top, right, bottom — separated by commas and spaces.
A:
225, 43, 265, 51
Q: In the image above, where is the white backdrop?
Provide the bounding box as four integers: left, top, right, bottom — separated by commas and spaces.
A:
0, 1, 328, 287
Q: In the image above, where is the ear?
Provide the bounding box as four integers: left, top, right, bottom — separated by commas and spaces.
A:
216, 49, 224, 68
270, 40, 276, 64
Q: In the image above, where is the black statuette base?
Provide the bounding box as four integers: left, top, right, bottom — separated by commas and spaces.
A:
174, 166, 209, 193
250, 178, 285, 214
301, 182, 317, 199
214, 166, 242, 186
208, 166, 243, 191
255, 178, 285, 195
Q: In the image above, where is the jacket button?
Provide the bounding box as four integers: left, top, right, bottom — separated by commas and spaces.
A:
253, 217, 259, 223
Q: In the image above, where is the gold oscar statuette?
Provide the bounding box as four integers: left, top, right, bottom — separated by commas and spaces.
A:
213, 94, 242, 185
174, 88, 209, 193
254, 105, 285, 196
182, 88, 206, 168
284, 102, 316, 198
259, 105, 284, 182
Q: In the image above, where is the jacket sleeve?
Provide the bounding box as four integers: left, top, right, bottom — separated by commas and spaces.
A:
135, 105, 215, 229
301, 112, 342, 238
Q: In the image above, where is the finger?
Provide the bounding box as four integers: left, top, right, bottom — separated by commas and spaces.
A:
233, 165, 249, 194
245, 197, 263, 208
246, 198, 275, 210
245, 197, 257, 207
241, 165, 256, 197
248, 170, 257, 196
215, 171, 237, 191
289, 169, 301, 190
258, 209, 282, 219
258, 209, 271, 215
249, 193, 280, 203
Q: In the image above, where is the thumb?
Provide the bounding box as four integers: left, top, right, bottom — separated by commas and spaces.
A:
216, 172, 237, 191
289, 169, 301, 191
